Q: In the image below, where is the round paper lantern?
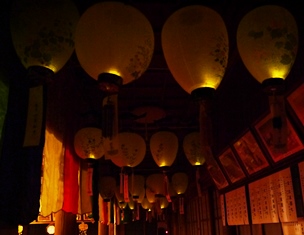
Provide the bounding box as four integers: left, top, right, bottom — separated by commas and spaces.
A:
237, 5, 298, 85
128, 197, 135, 210
74, 127, 104, 160
98, 176, 116, 202
10, 0, 79, 73
162, 5, 229, 95
115, 186, 124, 203
46, 224, 55, 235
146, 174, 165, 197
183, 132, 205, 166
146, 187, 156, 204
150, 131, 178, 167
171, 172, 188, 195
128, 174, 145, 199
111, 132, 146, 167
159, 196, 169, 209
75, 1, 154, 89
141, 197, 152, 210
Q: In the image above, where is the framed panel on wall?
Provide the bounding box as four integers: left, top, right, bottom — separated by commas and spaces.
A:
254, 113, 304, 163
205, 158, 229, 190
218, 148, 246, 184
287, 82, 304, 128
233, 130, 270, 175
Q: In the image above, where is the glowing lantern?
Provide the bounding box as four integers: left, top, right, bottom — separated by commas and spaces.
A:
78, 222, 88, 233
74, 127, 104, 160
172, 172, 188, 195
183, 132, 205, 166
141, 197, 153, 210
75, 1, 154, 88
150, 131, 178, 168
128, 175, 145, 200
162, 5, 229, 162
10, 0, 79, 73
111, 132, 146, 168
115, 186, 124, 203
75, 1, 154, 159
237, 5, 298, 151
146, 174, 165, 198
46, 224, 55, 234
146, 187, 156, 204
98, 176, 116, 202
159, 197, 169, 210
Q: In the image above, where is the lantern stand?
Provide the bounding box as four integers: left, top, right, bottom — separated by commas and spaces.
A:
261, 78, 287, 151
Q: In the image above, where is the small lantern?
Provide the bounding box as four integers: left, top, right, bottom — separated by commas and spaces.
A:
46, 224, 55, 235
183, 132, 205, 166
128, 174, 145, 200
237, 5, 298, 151
110, 132, 146, 168
150, 131, 178, 168
74, 127, 104, 160
172, 172, 188, 195
162, 5, 229, 162
98, 176, 116, 202
146, 174, 166, 198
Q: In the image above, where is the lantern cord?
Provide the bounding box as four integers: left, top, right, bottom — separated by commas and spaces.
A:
102, 96, 115, 138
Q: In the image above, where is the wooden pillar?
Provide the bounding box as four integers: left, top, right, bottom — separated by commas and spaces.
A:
54, 210, 77, 235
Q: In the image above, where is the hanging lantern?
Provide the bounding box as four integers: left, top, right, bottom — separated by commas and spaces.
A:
128, 174, 145, 200
237, 5, 298, 151
183, 132, 205, 166
146, 174, 166, 198
162, 5, 229, 162
111, 132, 146, 168
98, 176, 116, 202
74, 127, 104, 160
115, 186, 124, 203
10, 0, 79, 73
141, 197, 153, 210
159, 196, 169, 210
171, 172, 188, 195
150, 131, 178, 168
146, 186, 156, 204
75, 1, 154, 158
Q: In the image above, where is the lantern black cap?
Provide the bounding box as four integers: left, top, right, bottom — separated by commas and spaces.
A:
191, 87, 215, 101
261, 78, 285, 95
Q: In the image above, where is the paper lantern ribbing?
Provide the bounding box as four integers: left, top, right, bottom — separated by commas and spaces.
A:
162, 5, 228, 94
171, 172, 188, 195
110, 132, 146, 168
10, 0, 79, 73
237, 5, 298, 85
74, 127, 104, 160
75, 1, 154, 88
150, 131, 178, 167
183, 132, 205, 166
98, 176, 116, 202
